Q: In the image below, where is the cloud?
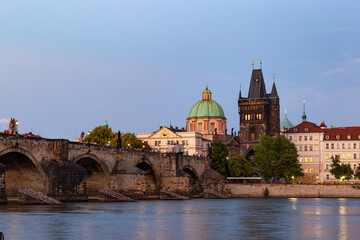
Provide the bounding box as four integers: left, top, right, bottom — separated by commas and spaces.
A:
0, 118, 9, 124
324, 67, 348, 75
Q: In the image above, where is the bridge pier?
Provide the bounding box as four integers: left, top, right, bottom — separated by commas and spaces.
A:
110, 161, 147, 199
0, 163, 6, 203
42, 160, 87, 202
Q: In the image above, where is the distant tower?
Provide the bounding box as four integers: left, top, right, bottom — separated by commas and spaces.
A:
238, 61, 280, 157
302, 100, 307, 122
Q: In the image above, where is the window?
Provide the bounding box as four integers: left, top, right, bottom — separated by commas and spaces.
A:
326, 174, 330, 179
299, 146, 302, 151
210, 122, 215, 132
186, 140, 189, 145
256, 114, 262, 120
342, 143, 345, 149
348, 143, 351, 149
336, 143, 340, 149
182, 140, 185, 145
310, 145, 313, 151
198, 122, 203, 132
305, 128, 309, 133
305, 157, 308, 162
355, 154, 357, 160
326, 164, 329, 170
326, 143, 329, 149
336, 135, 340, 140
155, 141, 158, 146
289, 136, 292, 141
326, 135, 329, 140
331, 143, 334, 149
310, 157, 313, 162
354, 143, 357, 149
299, 136, 303, 141
304, 146, 308, 151
299, 157, 303, 163
167, 141, 170, 145
304, 136, 308, 141
348, 154, 351, 159
305, 169, 308, 173
310, 169, 313, 173
310, 136, 313, 141
342, 154, 345, 160
326, 154, 329, 159
354, 164, 357, 169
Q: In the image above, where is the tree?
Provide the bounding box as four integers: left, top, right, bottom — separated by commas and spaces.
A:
228, 153, 253, 177
84, 126, 117, 146
252, 135, 303, 182
83, 126, 151, 150
212, 141, 229, 177
121, 133, 151, 150
330, 155, 353, 180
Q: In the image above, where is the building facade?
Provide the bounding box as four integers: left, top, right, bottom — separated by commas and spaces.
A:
238, 64, 280, 157
137, 126, 211, 156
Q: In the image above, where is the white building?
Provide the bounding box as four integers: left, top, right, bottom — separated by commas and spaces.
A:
137, 126, 211, 156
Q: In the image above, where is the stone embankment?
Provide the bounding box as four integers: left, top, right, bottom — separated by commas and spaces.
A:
225, 183, 360, 198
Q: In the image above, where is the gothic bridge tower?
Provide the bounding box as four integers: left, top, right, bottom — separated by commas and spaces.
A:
238, 61, 280, 157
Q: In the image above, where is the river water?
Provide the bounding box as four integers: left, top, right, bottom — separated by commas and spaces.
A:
1, 198, 360, 240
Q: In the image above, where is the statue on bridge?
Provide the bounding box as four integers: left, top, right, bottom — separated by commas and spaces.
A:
117, 131, 122, 148
8, 118, 18, 135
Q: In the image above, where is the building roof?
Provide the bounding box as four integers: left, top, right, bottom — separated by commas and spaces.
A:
188, 87, 226, 119
280, 116, 294, 129
286, 121, 323, 133
319, 122, 327, 128
323, 127, 360, 141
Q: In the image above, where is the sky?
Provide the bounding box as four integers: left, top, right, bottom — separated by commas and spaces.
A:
0, 1, 359, 140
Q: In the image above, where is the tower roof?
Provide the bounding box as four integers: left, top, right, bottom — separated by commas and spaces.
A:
280, 116, 294, 129
270, 82, 279, 98
248, 69, 267, 99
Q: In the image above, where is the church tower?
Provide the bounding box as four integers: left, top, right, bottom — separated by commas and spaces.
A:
238, 61, 280, 157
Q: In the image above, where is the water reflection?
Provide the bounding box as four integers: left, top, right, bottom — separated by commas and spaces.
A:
1, 199, 360, 240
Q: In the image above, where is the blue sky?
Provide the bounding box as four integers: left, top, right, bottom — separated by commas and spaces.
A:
0, 1, 359, 139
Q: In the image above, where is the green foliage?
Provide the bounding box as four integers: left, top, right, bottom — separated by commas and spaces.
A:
83, 126, 150, 150
121, 133, 151, 150
84, 126, 117, 146
330, 155, 354, 180
252, 135, 303, 182
212, 141, 229, 177
228, 153, 253, 177
263, 187, 269, 197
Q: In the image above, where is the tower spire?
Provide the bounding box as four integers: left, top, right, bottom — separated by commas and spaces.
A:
302, 100, 307, 122
285, 109, 287, 117
238, 84, 242, 99
252, 60, 254, 69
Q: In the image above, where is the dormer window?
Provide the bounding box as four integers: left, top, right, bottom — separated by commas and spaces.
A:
336, 135, 340, 140
305, 128, 308, 132
325, 135, 329, 140
294, 128, 298, 132
347, 135, 351, 140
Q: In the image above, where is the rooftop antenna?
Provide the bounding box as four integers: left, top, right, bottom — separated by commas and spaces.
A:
252, 60, 254, 69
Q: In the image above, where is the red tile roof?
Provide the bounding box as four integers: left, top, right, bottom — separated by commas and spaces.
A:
323, 127, 360, 141
286, 121, 323, 133
319, 122, 327, 128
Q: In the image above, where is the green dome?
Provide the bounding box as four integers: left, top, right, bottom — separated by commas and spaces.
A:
280, 116, 294, 129
103, 120, 109, 128
202, 89, 211, 94
188, 100, 225, 119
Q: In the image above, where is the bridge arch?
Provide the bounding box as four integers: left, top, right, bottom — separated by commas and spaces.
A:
183, 165, 201, 194
73, 153, 111, 195
135, 158, 159, 196
0, 147, 47, 195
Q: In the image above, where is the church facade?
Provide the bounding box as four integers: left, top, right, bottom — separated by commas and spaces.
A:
238, 64, 280, 157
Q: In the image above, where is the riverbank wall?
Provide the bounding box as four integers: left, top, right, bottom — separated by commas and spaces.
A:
225, 183, 360, 198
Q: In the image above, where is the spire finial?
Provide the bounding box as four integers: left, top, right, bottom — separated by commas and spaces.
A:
252, 60, 254, 69
206, 83, 208, 90
285, 109, 287, 117
260, 59, 262, 69
302, 100, 307, 122
273, 73, 275, 83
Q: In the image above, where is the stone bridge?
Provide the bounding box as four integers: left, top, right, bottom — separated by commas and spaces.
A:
0, 133, 221, 202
